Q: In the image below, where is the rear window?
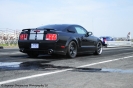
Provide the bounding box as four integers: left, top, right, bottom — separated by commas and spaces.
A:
37, 25, 69, 31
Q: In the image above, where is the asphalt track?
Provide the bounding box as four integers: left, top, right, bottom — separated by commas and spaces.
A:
0, 47, 133, 88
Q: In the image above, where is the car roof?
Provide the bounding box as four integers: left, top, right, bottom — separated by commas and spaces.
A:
37, 24, 80, 31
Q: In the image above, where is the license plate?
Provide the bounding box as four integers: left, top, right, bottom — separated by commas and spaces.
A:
31, 43, 39, 48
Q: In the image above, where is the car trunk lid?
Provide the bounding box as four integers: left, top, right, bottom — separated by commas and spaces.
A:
20, 28, 58, 41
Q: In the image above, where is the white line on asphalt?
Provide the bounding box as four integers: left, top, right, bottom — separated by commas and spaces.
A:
0, 55, 133, 85
103, 48, 133, 52
78, 55, 133, 68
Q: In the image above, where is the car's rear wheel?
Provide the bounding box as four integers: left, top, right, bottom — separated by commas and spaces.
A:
67, 41, 77, 58
94, 41, 102, 55
27, 52, 39, 58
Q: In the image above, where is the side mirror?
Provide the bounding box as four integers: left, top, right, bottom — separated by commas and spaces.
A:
87, 32, 93, 36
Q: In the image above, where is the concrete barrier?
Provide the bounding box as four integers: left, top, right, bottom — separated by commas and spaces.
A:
105, 41, 132, 47
131, 42, 133, 47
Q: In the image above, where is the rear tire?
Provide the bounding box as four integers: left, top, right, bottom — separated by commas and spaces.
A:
27, 52, 39, 58
67, 41, 77, 58
94, 41, 103, 55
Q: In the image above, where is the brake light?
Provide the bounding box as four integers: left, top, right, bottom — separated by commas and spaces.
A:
34, 30, 40, 32
19, 34, 28, 40
46, 34, 57, 40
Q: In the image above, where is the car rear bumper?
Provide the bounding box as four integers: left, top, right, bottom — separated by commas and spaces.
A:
18, 40, 67, 55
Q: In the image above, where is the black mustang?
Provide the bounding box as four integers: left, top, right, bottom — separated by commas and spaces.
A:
18, 24, 102, 58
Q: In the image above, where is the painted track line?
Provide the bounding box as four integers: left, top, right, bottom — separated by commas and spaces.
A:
0, 55, 133, 85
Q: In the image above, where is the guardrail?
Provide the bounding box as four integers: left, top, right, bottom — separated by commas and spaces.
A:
105, 41, 132, 47
131, 42, 133, 47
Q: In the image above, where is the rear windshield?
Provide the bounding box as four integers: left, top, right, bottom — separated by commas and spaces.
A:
37, 25, 69, 31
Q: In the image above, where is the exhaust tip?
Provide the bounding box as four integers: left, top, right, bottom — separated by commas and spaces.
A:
48, 49, 53, 54
20, 48, 24, 52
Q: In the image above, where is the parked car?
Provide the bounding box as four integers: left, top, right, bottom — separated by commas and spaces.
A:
18, 24, 103, 58
99, 36, 114, 47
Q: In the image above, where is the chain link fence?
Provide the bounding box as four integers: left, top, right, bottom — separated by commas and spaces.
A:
0, 29, 21, 46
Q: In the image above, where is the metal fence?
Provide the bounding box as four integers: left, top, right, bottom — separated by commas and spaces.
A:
0, 29, 21, 46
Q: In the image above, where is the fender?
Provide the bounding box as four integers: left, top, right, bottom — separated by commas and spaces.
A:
97, 38, 103, 46
65, 37, 79, 48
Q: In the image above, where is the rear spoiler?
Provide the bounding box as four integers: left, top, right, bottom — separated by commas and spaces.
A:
22, 29, 31, 32
22, 28, 57, 32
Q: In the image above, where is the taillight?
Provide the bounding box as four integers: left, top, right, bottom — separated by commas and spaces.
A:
103, 38, 106, 42
19, 34, 28, 40
46, 33, 57, 40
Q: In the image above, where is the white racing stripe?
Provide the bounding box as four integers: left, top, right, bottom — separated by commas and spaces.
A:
0, 55, 133, 85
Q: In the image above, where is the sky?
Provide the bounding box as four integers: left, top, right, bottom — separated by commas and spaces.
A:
0, 0, 133, 38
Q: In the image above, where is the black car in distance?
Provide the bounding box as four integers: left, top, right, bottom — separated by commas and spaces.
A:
18, 24, 102, 58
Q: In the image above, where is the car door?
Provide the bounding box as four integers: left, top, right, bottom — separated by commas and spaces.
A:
75, 26, 96, 51
74, 26, 90, 52
86, 34, 97, 51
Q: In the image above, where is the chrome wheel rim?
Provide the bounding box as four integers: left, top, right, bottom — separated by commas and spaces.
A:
69, 42, 77, 57
97, 42, 102, 54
